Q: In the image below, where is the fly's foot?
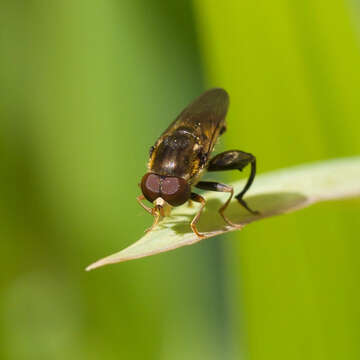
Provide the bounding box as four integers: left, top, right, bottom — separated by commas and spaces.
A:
190, 223, 206, 239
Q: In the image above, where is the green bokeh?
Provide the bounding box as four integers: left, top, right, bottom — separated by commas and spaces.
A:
195, 1, 360, 359
0, 1, 230, 359
1, 1, 359, 359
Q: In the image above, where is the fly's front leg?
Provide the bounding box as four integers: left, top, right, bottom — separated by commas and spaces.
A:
136, 195, 161, 233
190, 193, 206, 238
136, 195, 153, 214
207, 150, 259, 215
195, 181, 242, 228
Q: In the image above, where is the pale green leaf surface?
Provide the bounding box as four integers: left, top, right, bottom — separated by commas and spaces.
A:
86, 157, 360, 270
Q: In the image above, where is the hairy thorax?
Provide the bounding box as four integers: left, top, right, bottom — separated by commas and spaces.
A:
149, 129, 205, 182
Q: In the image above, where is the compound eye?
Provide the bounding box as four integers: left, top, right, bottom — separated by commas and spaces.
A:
141, 173, 161, 203
161, 177, 190, 206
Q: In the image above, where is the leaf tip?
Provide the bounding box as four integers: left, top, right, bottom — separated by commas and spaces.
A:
85, 260, 105, 272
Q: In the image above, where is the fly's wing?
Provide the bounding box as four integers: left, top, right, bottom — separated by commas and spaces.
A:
159, 88, 229, 154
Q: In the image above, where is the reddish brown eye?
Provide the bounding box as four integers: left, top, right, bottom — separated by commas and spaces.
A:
160, 176, 190, 206
141, 173, 161, 203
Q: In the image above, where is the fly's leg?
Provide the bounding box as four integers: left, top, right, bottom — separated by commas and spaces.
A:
190, 192, 206, 238
136, 195, 152, 214
136, 195, 161, 233
207, 150, 259, 215
195, 181, 242, 228
145, 209, 161, 233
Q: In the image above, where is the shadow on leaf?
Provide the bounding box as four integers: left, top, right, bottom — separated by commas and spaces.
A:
170, 191, 308, 235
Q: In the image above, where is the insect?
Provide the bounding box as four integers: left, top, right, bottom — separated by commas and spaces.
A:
137, 88, 259, 238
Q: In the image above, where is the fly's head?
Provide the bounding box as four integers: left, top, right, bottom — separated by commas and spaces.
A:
140, 173, 191, 216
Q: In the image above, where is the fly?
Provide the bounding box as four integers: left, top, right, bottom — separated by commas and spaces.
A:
137, 88, 259, 238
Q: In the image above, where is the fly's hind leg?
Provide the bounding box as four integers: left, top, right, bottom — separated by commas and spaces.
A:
195, 181, 242, 228
207, 150, 259, 215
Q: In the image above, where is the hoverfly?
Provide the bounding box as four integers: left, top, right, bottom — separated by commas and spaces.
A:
137, 88, 258, 238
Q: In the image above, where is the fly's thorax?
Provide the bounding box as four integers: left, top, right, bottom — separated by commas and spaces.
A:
188, 166, 206, 186
148, 130, 203, 180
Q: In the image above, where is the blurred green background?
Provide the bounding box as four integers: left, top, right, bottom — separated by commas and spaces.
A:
1, 1, 359, 359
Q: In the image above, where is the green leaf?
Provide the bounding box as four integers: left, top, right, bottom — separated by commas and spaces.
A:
86, 157, 360, 270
